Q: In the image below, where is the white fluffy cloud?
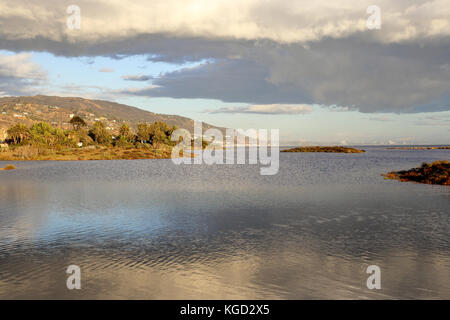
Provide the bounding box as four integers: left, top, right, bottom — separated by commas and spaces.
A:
207, 104, 313, 115
0, 0, 449, 44
0, 53, 46, 80
0, 52, 46, 96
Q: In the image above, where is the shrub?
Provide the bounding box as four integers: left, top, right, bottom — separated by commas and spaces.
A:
89, 121, 111, 145
114, 136, 134, 148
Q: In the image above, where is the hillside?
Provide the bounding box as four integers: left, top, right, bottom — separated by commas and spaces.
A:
0, 95, 222, 140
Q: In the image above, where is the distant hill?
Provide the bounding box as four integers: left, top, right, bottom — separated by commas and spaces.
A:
0, 95, 223, 139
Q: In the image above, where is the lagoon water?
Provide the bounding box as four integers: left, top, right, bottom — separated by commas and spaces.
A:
0, 147, 449, 299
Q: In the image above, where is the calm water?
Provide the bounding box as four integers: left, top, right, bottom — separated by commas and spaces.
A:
0, 147, 449, 299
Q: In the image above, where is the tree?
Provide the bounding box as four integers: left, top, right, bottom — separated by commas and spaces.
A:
89, 121, 111, 144
7, 123, 31, 145
30, 122, 56, 146
136, 123, 149, 143
119, 123, 132, 140
69, 116, 87, 130
148, 121, 177, 145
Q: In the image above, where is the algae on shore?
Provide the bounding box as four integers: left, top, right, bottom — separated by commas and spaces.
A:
383, 161, 450, 185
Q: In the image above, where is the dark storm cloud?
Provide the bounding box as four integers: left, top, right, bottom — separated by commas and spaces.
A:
0, 0, 449, 113
121, 38, 450, 113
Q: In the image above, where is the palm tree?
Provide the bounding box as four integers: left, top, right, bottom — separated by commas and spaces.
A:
137, 123, 149, 143
7, 123, 31, 145
119, 123, 131, 139
89, 121, 111, 144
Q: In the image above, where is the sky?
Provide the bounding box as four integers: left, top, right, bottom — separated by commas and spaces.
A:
0, 0, 449, 145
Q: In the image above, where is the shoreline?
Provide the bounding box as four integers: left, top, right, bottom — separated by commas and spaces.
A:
0, 145, 177, 161
383, 161, 450, 185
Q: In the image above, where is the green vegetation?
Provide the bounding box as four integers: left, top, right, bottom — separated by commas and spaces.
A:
281, 146, 365, 153
136, 121, 178, 145
69, 115, 87, 130
7, 123, 31, 145
89, 121, 112, 145
0, 164, 16, 171
0, 117, 183, 160
383, 161, 450, 185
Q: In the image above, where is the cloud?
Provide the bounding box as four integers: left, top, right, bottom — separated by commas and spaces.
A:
0, 52, 47, 96
0, 1, 449, 113
0, 52, 46, 80
99, 67, 114, 72
423, 114, 450, 121
1, 1, 449, 46
368, 116, 393, 122
124, 42, 450, 113
329, 106, 350, 112
207, 104, 313, 115
121, 74, 153, 81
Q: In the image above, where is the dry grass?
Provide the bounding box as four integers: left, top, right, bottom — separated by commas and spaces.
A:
0, 145, 176, 161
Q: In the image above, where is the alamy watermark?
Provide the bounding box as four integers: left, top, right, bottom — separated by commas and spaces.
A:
366, 5, 381, 30
67, 5, 81, 30
366, 265, 381, 290
66, 265, 81, 290
170, 121, 279, 175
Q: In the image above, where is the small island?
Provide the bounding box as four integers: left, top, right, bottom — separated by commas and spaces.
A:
281, 146, 365, 153
0, 164, 16, 171
383, 161, 450, 185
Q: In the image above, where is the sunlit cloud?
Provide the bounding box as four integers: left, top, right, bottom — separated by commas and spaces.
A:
206, 104, 313, 115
